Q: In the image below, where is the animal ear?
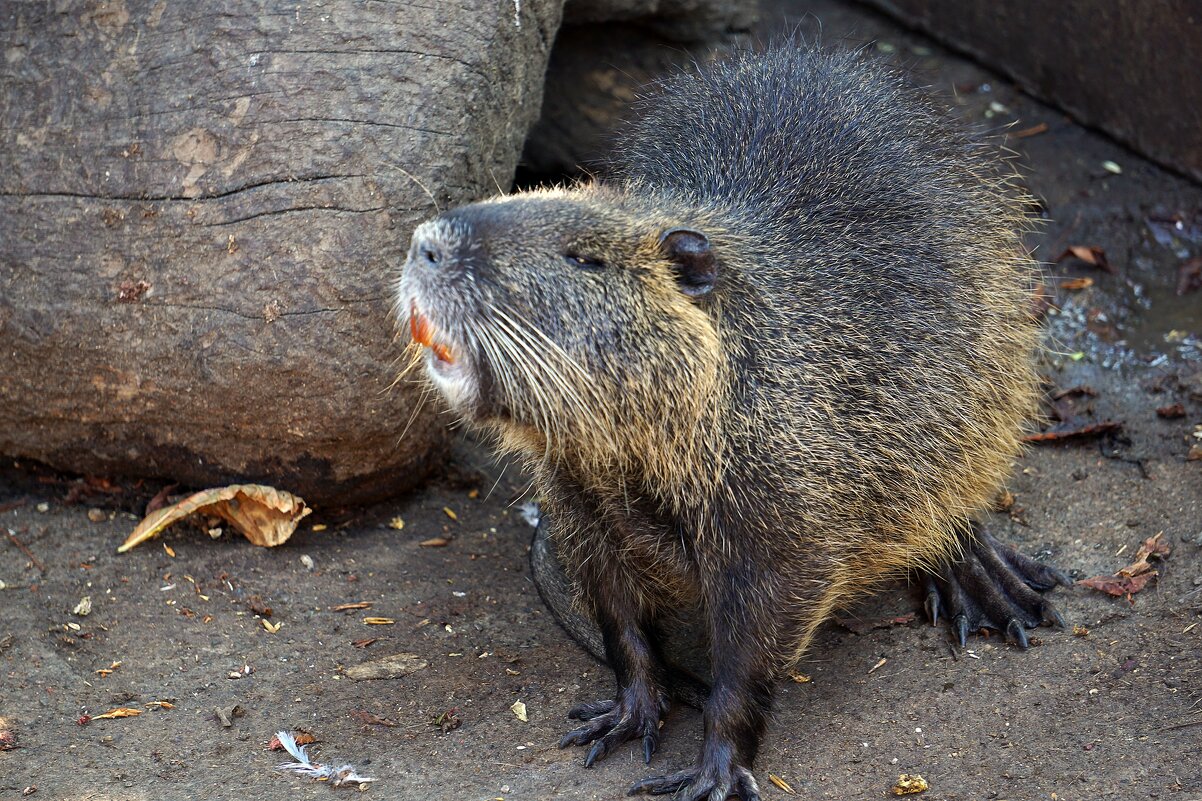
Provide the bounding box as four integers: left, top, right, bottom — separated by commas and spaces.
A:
659, 227, 717, 297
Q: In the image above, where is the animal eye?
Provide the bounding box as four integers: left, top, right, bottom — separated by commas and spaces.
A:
565, 253, 604, 269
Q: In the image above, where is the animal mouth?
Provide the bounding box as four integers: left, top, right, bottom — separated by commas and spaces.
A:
409, 301, 456, 368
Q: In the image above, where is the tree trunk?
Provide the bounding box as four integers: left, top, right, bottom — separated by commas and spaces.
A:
0, 0, 563, 505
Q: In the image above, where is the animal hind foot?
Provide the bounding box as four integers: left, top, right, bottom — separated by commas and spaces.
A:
629, 763, 760, 800
924, 527, 1071, 648
559, 683, 668, 767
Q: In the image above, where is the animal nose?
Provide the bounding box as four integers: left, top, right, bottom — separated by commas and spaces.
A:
410, 231, 443, 269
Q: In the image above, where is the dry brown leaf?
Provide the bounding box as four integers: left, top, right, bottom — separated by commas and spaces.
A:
1012, 121, 1049, 138
768, 774, 796, 794
332, 602, 373, 612
1079, 533, 1168, 599
92, 707, 142, 719
267, 731, 316, 751
1078, 572, 1157, 597
1118, 532, 1170, 577
1056, 246, 1115, 273
420, 537, 451, 548
1058, 276, 1094, 290
145, 483, 178, 516
118, 484, 311, 553
1023, 420, 1123, 443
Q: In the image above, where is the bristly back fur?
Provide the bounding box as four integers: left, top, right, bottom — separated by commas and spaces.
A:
397, 42, 1044, 797
587, 46, 1042, 654
400, 43, 1041, 671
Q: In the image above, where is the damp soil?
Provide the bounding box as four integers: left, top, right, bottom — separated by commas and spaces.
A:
2, 2, 1201, 799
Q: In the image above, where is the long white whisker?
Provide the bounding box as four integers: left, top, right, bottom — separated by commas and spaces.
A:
486, 317, 561, 460
489, 305, 596, 392
486, 306, 604, 446
488, 306, 588, 410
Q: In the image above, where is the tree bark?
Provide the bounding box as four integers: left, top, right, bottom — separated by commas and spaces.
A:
0, 0, 563, 504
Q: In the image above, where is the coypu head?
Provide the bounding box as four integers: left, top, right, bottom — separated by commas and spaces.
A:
396, 185, 724, 474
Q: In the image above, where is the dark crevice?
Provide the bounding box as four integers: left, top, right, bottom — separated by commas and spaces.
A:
270, 117, 454, 137
198, 204, 387, 227
0, 173, 367, 204
146, 302, 343, 320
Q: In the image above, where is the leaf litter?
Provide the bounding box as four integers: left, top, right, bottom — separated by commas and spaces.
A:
1056, 245, 1115, 274
1079, 532, 1171, 599
118, 484, 311, 553
1025, 385, 1123, 443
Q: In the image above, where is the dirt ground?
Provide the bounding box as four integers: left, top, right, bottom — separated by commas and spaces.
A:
2, 2, 1201, 799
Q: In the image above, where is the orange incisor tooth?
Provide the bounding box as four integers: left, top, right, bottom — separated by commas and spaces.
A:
432, 341, 455, 364
409, 309, 433, 347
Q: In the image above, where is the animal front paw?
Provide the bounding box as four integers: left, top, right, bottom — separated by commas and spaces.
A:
558, 684, 668, 767
628, 762, 760, 800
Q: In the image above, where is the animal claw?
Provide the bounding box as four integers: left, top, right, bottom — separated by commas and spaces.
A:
924, 524, 1068, 649
585, 739, 607, 768
953, 614, 970, 647
1006, 618, 1029, 649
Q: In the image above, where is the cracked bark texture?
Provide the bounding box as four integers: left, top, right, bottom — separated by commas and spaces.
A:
0, 0, 563, 504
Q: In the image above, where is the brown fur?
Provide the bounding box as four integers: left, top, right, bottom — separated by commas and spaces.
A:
397, 45, 1041, 799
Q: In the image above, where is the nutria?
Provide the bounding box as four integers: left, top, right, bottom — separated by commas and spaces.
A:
396, 44, 1068, 801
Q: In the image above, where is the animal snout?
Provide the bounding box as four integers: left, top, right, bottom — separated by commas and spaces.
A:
409, 229, 445, 270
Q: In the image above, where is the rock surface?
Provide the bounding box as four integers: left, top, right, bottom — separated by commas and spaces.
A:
0, 0, 562, 504
861, 0, 1202, 182
520, 22, 741, 178
563, 0, 757, 41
